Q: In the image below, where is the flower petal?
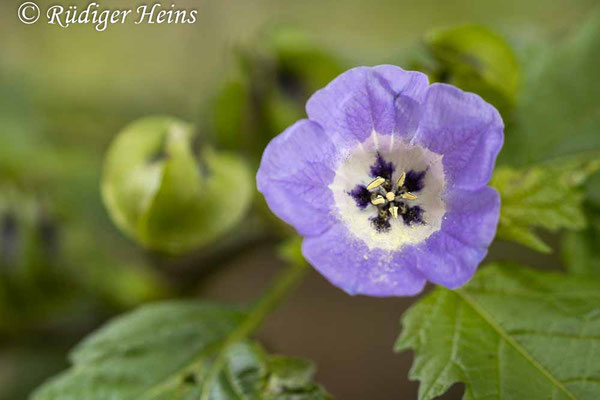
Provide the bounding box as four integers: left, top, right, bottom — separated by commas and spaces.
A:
414, 83, 504, 190
302, 223, 427, 297
372, 65, 430, 138
257, 120, 337, 236
372, 65, 429, 102
414, 186, 500, 287
306, 66, 429, 149
413, 232, 484, 288
442, 186, 501, 249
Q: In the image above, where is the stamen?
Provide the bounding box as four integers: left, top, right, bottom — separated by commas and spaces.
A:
401, 192, 418, 201
346, 152, 431, 234
367, 176, 386, 190
371, 195, 385, 206
397, 172, 406, 187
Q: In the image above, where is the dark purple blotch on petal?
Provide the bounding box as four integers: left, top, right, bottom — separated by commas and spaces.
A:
349, 185, 371, 209
370, 212, 391, 233
404, 170, 426, 193
370, 153, 395, 180
402, 205, 424, 226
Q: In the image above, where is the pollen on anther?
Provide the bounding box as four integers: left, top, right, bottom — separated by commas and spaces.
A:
397, 172, 406, 187
389, 206, 399, 219
367, 176, 386, 191
401, 192, 418, 201
371, 195, 385, 206
385, 192, 395, 201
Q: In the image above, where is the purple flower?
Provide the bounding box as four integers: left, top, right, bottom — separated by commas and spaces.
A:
257, 65, 503, 296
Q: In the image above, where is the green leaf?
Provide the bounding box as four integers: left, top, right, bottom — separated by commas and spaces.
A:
561, 206, 600, 281
491, 155, 600, 252
101, 116, 253, 254
416, 25, 519, 115
31, 300, 331, 400
396, 263, 600, 400
501, 11, 600, 166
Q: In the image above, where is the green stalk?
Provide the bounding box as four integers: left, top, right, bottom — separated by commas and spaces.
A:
199, 256, 309, 400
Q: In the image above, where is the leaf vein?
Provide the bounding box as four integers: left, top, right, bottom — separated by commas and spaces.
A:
455, 290, 578, 400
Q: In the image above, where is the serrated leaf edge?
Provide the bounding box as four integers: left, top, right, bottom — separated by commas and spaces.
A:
397, 287, 580, 400
455, 289, 577, 400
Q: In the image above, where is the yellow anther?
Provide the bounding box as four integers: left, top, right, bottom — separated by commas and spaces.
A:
401, 192, 418, 201
367, 176, 386, 191
389, 206, 399, 219
371, 195, 386, 206
397, 172, 406, 187
385, 192, 395, 202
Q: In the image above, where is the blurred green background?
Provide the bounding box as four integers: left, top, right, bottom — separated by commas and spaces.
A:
1, 0, 598, 399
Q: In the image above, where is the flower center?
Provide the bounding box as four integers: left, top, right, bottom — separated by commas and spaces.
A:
329, 132, 445, 251
348, 153, 426, 233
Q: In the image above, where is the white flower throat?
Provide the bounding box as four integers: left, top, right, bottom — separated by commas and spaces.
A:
330, 132, 446, 251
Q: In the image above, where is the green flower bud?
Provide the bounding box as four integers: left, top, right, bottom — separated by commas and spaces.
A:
0, 186, 59, 275
101, 116, 252, 254
213, 26, 345, 161
0, 185, 75, 332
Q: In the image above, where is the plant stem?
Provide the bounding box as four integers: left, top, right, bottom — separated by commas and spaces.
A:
234, 257, 309, 342
199, 256, 309, 400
